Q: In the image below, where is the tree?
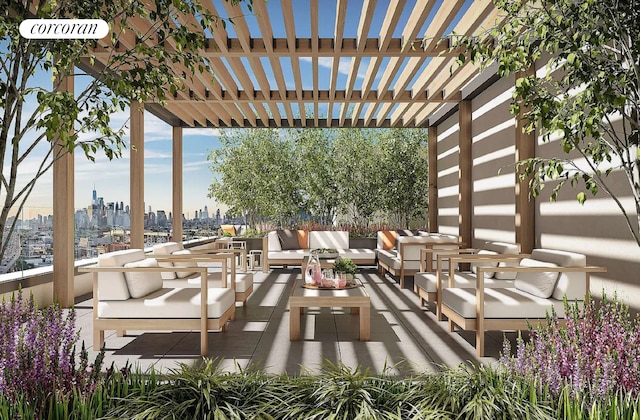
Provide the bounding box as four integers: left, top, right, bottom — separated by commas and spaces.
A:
291, 128, 339, 225
332, 129, 382, 226
377, 128, 429, 227
208, 128, 301, 228
453, 0, 640, 246
1, 0, 251, 264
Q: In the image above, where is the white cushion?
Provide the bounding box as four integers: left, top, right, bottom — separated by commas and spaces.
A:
152, 242, 184, 280
268, 249, 309, 261
414, 271, 514, 293
336, 248, 376, 263
172, 249, 197, 278
442, 287, 568, 319
308, 231, 349, 249
531, 249, 587, 300
164, 272, 253, 293
470, 250, 499, 278
97, 249, 147, 300
514, 258, 560, 298
483, 242, 521, 279
123, 258, 164, 298
267, 231, 282, 251
97, 287, 235, 319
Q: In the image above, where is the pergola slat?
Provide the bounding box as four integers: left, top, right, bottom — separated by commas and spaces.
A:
81, 0, 502, 128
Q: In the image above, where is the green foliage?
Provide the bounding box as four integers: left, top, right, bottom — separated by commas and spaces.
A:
377, 129, 429, 227
208, 127, 429, 229
333, 257, 358, 275
208, 128, 302, 228
450, 0, 640, 246
0, 0, 254, 265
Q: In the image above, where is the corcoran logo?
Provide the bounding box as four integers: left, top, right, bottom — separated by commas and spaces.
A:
19, 19, 109, 40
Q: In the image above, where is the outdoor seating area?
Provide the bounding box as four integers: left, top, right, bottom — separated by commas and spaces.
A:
79, 237, 606, 368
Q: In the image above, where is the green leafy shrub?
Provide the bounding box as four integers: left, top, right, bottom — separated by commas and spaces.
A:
333, 257, 358, 275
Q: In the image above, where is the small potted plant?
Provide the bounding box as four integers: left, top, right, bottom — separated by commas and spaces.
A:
333, 257, 358, 286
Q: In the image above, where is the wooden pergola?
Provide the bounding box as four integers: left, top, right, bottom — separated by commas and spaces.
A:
53, 0, 536, 307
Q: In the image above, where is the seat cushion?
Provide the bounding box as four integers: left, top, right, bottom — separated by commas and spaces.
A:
164, 272, 253, 293
268, 249, 309, 261
442, 287, 567, 319
97, 249, 147, 300
98, 287, 235, 319
414, 271, 515, 293
123, 258, 164, 298
514, 258, 560, 298
336, 249, 376, 263
470, 250, 499, 278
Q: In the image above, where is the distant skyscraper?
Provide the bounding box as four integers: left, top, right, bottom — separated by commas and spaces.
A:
92, 186, 97, 205
203, 206, 209, 220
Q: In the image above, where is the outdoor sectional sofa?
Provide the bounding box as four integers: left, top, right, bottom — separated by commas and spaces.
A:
262, 230, 376, 272
437, 248, 607, 356
377, 231, 462, 288
152, 241, 254, 306
413, 241, 522, 319
79, 249, 236, 356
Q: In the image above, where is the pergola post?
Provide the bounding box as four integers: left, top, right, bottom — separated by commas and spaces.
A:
172, 126, 183, 243
428, 125, 438, 232
458, 100, 472, 246
52, 73, 75, 308
130, 102, 144, 249
515, 66, 536, 253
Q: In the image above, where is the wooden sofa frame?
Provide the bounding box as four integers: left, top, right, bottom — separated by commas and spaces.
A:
438, 253, 607, 357
378, 240, 464, 288
80, 255, 235, 357
157, 249, 254, 306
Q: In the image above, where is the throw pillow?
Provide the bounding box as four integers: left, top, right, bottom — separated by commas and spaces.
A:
278, 229, 300, 250
123, 258, 164, 298
514, 258, 560, 298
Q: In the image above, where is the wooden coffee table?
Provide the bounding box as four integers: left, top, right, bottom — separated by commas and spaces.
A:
289, 276, 370, 341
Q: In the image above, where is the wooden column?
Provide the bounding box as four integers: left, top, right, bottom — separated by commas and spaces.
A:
428, 125, 438, 232
515, 66, 536, 253
458, 100, 472, 247
172, 126, 183, 243
130, 102, 144, 249
52, 73, 75, 308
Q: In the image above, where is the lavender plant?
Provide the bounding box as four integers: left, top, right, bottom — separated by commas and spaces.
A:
0, 291, 104, 417
501, 293, 640, 401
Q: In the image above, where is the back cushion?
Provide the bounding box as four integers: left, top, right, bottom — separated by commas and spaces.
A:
377, 231, 397, 250
123, 258, 164, 298
470, 250, 499, 278
172, 249, 197, 278
514, 258, 560, 298
267, 231, 282, 251
531, 249, 587, 301
97, 249, 147, 300
152, 242, 184, 280
308, 231, 349, 249
277, 229, 300, 250
397, 236, 434, 260
484, 242, 521, 280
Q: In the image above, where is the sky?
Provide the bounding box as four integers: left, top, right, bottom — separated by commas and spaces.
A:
9, 0, 466, 220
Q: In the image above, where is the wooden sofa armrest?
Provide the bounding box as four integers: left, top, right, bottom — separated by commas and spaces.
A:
419, 247, 476, 272
80, 264, 214, 356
